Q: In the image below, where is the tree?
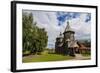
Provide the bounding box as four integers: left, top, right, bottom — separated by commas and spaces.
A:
22, 12, 48, 55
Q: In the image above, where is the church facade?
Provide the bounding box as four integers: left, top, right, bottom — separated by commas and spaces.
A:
55, 21, 79, 56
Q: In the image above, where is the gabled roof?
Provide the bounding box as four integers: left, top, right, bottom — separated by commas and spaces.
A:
68, 41, 79, 48
77, 42, 90, 50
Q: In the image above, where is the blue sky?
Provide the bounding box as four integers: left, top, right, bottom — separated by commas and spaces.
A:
23, 10, 91, 49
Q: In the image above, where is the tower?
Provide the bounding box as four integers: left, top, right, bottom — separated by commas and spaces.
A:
62, 21, 75, 55
63, 21, 75, 43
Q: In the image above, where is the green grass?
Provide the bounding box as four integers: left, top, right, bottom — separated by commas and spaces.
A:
23, 50, 30, 55
81, 51, 91, 57
82, 53, 91, 57
22, 53, 74, 63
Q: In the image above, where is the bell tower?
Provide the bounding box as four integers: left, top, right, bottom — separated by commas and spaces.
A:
63, 21, 75, 43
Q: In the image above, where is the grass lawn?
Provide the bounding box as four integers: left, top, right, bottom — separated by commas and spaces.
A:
81, 51, 91, 57
22, 53, 74, 63
82, 53, 91, 57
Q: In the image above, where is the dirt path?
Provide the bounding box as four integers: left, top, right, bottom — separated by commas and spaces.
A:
74, 54, 91, 60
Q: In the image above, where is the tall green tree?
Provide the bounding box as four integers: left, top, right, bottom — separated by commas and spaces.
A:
23, 12, 48, 55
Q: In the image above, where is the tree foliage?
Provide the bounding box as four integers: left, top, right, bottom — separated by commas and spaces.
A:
23, 12, 48, 55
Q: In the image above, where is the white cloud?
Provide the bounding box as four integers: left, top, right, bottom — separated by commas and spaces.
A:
63, 13, 91, 40
32, 11, 61, 48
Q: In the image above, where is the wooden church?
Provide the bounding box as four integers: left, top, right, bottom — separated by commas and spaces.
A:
55, 21, 79, 56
